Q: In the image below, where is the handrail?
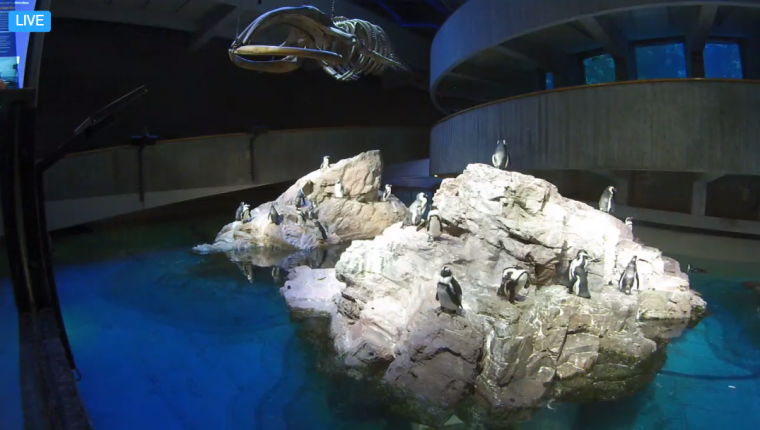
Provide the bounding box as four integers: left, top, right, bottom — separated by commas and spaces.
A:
433, 78, 760, 127
58, 126, 428, 159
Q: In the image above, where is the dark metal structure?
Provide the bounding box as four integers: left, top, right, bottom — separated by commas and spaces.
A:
0, 84, 147, 429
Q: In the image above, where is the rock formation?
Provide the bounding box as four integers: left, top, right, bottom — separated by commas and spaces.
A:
194, 151, 406, 253
279, 164, 707, 428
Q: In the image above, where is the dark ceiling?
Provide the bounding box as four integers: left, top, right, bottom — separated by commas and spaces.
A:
345, 0, 466, 38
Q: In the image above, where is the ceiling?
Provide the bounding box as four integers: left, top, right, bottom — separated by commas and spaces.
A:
344, 0, 467, 38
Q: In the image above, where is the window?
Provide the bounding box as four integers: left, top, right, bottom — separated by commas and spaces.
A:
584, 54, 615, 85
704, 42, 743, 79
635, 43, 686, 79
546, 72, 554, 89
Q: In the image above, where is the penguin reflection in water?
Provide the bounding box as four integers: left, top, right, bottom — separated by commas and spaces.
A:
619, 256, 640, 295
599, 186, 617, 214
498, 266, 530, 303
436, 266, 463, 316
492, 140, 510, 170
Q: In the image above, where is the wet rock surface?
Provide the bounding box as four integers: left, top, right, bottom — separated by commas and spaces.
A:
274, 164, 708, 428
193, 151, 406, 253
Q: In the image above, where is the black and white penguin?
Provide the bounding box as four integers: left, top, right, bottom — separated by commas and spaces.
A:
491, 140, 509, 170
498, 266, 530, 303
241, 204, 253, 223
569, 262, 591, 299
404, 192, 429, 227
296, 208, 307, 225
599, 186, 617, 214
417, 208, 445, 243
321, 156, 330, 171
268, 205, 279, 225
334, 179, 344, 199
295, 188, 306, 208
314, 220, 328, 241
235, 202, 246, 221
625, 217, 633, 228
619, 255, 640, 295
272, 266, 284, 285
382, 184, 392, 202
436, 266, 463, 315
568, 250, 591, 287
307, 202, 318, 221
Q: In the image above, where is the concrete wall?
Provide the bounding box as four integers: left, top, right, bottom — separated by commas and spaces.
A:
35, 19, 442, 156
0, 127, 428, 234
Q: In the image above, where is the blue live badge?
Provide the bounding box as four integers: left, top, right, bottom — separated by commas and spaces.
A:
8, 11, 51, 33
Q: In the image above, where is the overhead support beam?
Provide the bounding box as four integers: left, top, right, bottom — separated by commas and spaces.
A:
579, 16, 636, 81
685, 4, 718, 77
188, 4, 239, 51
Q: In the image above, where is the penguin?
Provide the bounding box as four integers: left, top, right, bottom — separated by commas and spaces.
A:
404, 193, 429, 227
436, 266, 463, 315
235, 202, 246, 221
241, 204, 253, 223
242, 262, 254, 283
295, 188, 306, 208
307, 202, 318, 221
569, 263, 591, 299
417, 208, 445, 243
314, 220, 328, 241
382, 184, 392, 202
268, 205, 279, 225
498, 266, 530, 303
625, 217, 633, 228
296, 208, 307, 225
491, 140, 509, 170
619, 255, 640, 295
567, 250, 591, 287
686, 264, 707, 274
321, 156, 330, 171
599, 186, 617, 214
334, 179, 344, 199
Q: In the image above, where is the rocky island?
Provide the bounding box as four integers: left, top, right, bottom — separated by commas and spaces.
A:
194, 150, 406, 253
279, 162, 707, 428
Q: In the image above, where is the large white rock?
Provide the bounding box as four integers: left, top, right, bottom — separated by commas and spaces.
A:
193, 151, 406, 253
281, 164, 707, 427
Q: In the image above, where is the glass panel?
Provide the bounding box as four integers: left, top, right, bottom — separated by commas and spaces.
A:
635, 43, 687, 79
704, 42, 743, 79
584, 54, 616, 84
546, 72, 554, 89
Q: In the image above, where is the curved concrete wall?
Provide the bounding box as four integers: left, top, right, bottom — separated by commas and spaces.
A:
0, 127, 428, 233
430, 0, 760, 90
430, 79, 760, 175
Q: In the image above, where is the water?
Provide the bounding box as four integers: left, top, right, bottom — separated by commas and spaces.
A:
1, 217, 759, 430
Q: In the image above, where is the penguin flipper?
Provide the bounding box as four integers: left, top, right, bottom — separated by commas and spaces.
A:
635, 272, 640, 290
451, 278, 463, 307
491, 154, 497, 167
435, 290, 439, 301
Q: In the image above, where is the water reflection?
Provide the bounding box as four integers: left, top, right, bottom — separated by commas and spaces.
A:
226, 242, 353, 285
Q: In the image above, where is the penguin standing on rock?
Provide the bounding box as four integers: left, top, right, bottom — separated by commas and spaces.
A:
268, 205, 279, 225
569, 262, 591, 299
498, 266, 530, 303
235, 202, 247, 221
295, 188, 306, 208
599, 186, 617, 214
321, 156, 330, 171
382, 184, 392, 202
416, 208, 447, 243
307, 202, 318, 220
436, 266, 463, 316
241, 204, 253, 223
568, 250, 591, 287
492, 140, 509, 170
314, 220, 328, 242
296, 208, 307, 225
404, 193, 429, 227
619, 255, 640, 295
334, 179, 344, 199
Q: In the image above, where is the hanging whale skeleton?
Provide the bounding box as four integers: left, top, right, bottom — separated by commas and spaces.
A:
228, 6, 410, 81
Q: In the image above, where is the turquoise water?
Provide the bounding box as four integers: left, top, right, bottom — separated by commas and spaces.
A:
1, 217, 759, 429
